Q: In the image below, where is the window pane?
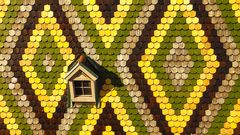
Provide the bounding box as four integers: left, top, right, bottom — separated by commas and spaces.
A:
73, 81, 82, 88
74, 87, 83, 96
84, 88, 92, 95
83, 81, 91, 87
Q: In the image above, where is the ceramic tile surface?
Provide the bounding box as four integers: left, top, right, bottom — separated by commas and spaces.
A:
0, 0, 240, 134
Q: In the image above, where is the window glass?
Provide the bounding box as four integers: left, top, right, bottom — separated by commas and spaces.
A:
84, 88, 92, 95
83, 81, 90, 87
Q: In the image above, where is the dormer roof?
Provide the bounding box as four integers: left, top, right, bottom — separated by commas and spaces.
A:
65, 53, 99, 81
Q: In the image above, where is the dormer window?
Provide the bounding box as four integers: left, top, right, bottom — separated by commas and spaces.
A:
65, 53, 99, 104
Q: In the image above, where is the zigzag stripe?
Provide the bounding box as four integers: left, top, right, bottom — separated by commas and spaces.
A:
8, 0, 83, 133
183, 0, 231, 134
127, 0, 172, 133
0, 0, 38, 134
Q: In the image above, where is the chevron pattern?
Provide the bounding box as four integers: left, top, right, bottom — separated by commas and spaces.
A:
1, 0, 240, 134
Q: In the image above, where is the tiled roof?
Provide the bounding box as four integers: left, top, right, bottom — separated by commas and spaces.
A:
0, 0, 240, 134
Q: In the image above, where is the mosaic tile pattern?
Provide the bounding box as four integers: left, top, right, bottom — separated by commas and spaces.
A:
1, 0, 240, 134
